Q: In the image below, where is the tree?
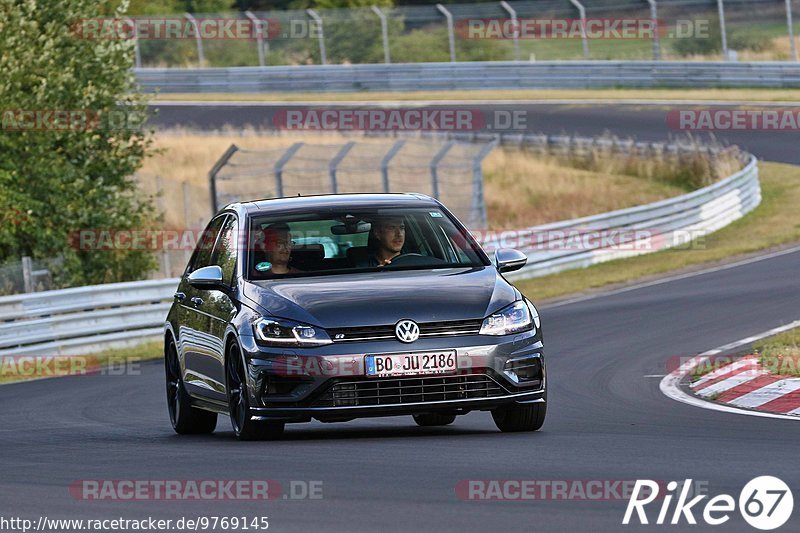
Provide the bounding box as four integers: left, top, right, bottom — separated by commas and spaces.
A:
0, 0, 158, 287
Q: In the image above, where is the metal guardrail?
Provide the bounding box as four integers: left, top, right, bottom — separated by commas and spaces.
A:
135, 61, 800, 93
498, 155, 760, 280
0, 140, 760, 357
0, 278, 179, 356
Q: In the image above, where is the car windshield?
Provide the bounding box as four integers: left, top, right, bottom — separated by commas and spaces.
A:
247, 207, 488, 280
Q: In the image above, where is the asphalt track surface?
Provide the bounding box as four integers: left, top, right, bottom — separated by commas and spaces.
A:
2, 246, 800, 532
147, 102, 800, 164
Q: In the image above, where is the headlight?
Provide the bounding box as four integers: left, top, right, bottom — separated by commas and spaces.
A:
253, 317, 332, 347
526, 299, 541, 329
479, 300, 534, 336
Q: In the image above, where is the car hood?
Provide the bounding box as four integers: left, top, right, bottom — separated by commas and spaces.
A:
243, 267, 517, 328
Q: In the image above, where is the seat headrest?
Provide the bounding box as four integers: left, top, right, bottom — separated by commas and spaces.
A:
290, 244, 324, 268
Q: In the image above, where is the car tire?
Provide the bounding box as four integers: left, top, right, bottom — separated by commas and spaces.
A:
413, 413, 457, 426
491, 400, 546, 432
226, 340, 285, 441
165, 337, 217, 435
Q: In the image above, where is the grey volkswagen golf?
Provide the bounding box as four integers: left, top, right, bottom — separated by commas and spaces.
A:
164, 193, 546, 440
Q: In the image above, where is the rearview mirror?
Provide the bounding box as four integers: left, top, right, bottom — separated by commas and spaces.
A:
331, 221, 371, 235
188, 265, 224, 289
495, 248, 528, 273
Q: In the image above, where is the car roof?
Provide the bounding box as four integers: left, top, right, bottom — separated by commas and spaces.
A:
233, 193, 440, 215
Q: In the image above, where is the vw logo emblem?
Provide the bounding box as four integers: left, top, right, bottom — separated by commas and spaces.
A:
395, 319, 420, 343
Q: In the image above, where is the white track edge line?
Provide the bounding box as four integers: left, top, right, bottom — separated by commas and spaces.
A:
543, 244, 800, 310
659, 320, 800, 421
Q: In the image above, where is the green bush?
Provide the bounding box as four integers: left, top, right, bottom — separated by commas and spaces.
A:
0, 0, 158, 288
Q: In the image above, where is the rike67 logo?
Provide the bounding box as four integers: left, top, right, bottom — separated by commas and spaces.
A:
623, 477, 793, 530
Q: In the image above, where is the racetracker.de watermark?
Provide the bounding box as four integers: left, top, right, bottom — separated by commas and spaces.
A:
68, 480, 323, 501
457, 18, 661, 40
457, 18, 710, 40
666, 354, 800, 376
667, 109, 800, 131
272, 108, 486, 131
456, 480, 707, 501
0, 355, 140, 380
0, 109, 146, 132
71, 17, 286, 40
69, 227, 709, 253
472, 228, 708, 253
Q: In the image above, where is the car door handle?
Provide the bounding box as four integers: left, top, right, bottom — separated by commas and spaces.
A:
190, 297, 204, 307
174, 292, 186, 302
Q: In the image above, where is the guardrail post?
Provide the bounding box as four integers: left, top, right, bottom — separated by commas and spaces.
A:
184, 13, 205, 67
430, 141, 455, 199
436, 4, 457, 62
500, 1, 520, 61
569, 0, 590, 59
716, 0, 729, 60
329, 142, 356, 194
208, 144, 239, 213
245, 11, 266, 67
646, 0, 661, 60
124, 17, 141, 68
274, 142, 304, 198
379, 140, 405, 192
471, 140, 497, 229
786, 0, 799, 61
306, 9, 327, 65
372, 6, 391, 64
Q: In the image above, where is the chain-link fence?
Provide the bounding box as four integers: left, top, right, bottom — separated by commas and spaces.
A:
124, 0, 800, 67
0, 257, 55, 295
210, 138, 496, 230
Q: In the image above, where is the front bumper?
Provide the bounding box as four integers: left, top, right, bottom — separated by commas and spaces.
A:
238, 329, 545, 422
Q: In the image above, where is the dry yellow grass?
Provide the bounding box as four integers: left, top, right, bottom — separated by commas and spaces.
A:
515, 162, 800, 301
482, 148, 686, 228
138, 130, 688, 231
738, 36, 797, 61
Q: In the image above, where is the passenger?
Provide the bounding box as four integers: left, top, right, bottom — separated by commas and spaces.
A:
253, 222, 302, 276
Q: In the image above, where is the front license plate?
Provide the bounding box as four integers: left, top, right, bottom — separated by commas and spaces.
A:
365, 351, 457, 377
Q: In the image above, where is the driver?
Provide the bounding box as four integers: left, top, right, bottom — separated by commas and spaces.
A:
362, 216, 406, 267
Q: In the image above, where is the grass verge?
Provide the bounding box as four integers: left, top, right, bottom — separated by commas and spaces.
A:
150, 88, 800, 103
754, 328, 800, 377
516, 161, 800, 302
0, 341, 162, 385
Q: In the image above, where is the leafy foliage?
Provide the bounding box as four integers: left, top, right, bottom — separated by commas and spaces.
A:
0, 0, 158, 287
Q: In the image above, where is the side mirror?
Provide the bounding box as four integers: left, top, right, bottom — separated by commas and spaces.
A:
188, 265, 225, 289
495, 248, 528, 273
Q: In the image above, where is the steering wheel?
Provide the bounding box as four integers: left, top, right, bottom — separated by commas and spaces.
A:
386, 253, 426, 266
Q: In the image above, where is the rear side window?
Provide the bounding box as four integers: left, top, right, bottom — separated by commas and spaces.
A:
188, 215, 227, 273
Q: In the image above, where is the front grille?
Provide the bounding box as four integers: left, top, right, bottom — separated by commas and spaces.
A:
328, 319, 482, 342
311, 373, 508, 408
